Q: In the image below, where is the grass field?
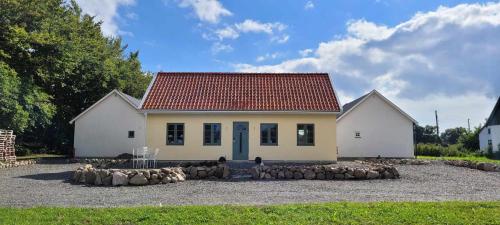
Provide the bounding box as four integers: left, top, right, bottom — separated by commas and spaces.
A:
0, 202, 499, 225
417, 155, 500, 164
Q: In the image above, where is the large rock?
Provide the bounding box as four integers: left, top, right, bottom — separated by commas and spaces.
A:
477, 163, 495, 172
285, 170, 294, 179
84, 170, 96, 184
222, 166, 230, 178
304, 170, 316, 180
250, 167, 260, 179
129, 173, 148, 185
189, 166, 198, 178
198, 170, 207, 178
94, 173, 103, 185
112, 172, 128, 186
293, 172, 303, 179
277, 171, 285, 179
102, 175, 112, 186
334, 173, 344, 179
366, 170, 379, 179
73, 170, 82, 182
353, 169, 366, 179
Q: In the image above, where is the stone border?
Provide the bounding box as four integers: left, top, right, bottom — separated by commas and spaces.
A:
359, 159, 431, 165
443, 160, 500, 172
250, 164, 400, 180
73, 163, 231, 186
0, 159, 37, 169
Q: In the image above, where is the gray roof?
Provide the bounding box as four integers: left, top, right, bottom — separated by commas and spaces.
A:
119, 91, 141, 108
485, 96, 500, 127
338, 92, 369, 118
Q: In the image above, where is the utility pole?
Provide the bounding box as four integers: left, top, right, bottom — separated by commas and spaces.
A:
467, 118, 471, 132
435, 110, 440, 141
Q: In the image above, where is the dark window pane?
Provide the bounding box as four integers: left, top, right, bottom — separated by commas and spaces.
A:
213, 124, 221, 144
204, 123, 221, 145
261, 123, 278, 145
298, 124, 314, 146
167, 123, 184, 145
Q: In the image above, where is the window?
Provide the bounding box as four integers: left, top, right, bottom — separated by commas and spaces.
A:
488, 140, 493, 145
297, 124, 314, 146
203, 123, 221, 145
488, 128, 491, 134
261, 123, 278, 145
355, 131, 361, 138
167, 123, 184, 145
128, 131, 135, 138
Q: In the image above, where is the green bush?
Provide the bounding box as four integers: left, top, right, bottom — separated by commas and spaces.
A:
416, 143, 468, 157
15, 145, 31, 156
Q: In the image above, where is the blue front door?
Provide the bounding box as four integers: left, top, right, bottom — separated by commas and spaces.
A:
232, 122, 249, 160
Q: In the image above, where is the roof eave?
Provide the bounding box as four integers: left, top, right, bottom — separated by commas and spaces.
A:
140, 110, 341, 115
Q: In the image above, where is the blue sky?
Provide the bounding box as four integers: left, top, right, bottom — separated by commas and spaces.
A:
76, 0, 500, 131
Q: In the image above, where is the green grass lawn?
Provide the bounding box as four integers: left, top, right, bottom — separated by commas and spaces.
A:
417, 155, 500, 165
16, 154, 67, 160
0, 202, 499, 225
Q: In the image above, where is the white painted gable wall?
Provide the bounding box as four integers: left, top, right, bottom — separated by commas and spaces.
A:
73, 93, 145, 157
479, 125, 500, 153
337, 94, 415, 158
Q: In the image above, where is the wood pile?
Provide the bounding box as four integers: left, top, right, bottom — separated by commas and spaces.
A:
0, 130, 16, 162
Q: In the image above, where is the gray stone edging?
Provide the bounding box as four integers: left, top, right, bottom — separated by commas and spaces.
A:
73, 163, 231, 186
443, 160, 500, 172
249, 164, 400, 180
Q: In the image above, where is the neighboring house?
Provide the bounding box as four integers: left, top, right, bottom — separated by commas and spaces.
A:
336, 90, 417, 158
70, 90, 145, 157
139, 72, 341, 161
479, 97, 500, 153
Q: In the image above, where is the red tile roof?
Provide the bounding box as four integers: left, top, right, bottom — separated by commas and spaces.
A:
141, 72, 340, 112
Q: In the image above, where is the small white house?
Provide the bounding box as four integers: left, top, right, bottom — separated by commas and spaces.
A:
479, 97, 500, 154
337, 90, 417, 158
69, 90, 145, 157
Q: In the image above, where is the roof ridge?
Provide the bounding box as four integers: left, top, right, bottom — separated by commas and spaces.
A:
156, 72, 329, 76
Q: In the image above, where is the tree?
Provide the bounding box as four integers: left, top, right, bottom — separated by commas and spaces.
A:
457, 126, 481, 151
440, 127, 467, 145
414, 125, 440, 144
0, 0, 151, 152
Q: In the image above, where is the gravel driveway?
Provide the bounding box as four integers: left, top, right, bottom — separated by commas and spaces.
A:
0, 160, 499, 207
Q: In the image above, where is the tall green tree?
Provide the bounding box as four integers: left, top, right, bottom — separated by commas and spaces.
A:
440, 127, 467, 145
457, 126, 481, 151
414, 125, 440, 144
0, 0, 151, 152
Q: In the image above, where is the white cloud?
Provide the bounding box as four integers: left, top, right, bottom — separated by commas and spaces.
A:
299, 48, 314, 57
76, 0, 135, 37
234, 3, 500, 130
256, 52, 280, 62
177, 0, 232, 23
271, 34, 290, 44
212, 19, 289, 44
235, 19, 287, 34
305, 1, 314, 10
211, 42, 233, 54
215, 26, 239, 40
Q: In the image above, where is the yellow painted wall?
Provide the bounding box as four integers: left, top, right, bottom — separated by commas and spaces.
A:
146, 113, 337, 161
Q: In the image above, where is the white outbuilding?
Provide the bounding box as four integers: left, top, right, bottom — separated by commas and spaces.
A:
479, 97, 500, 154
337, 90, 417, 158
69, 90, 145, 158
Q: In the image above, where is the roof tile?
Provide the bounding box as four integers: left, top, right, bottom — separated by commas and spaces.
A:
141, 72, 340, 112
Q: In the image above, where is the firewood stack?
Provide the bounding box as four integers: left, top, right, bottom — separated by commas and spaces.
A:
0, 130, 16, 162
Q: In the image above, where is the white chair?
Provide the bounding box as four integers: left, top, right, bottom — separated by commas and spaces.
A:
147, 148, 159, 168
132, 147, 149, 169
